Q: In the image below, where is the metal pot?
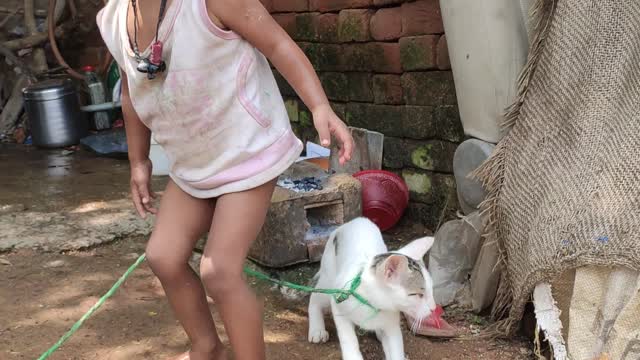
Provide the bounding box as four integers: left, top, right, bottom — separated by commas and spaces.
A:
23, 78, 87, 148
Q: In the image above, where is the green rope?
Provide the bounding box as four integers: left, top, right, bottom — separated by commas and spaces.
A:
37, 253, 147, 360
37, 254, 378, 360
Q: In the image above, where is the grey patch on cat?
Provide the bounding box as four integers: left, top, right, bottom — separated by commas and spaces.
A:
371, 253, 425, 291
333, 232, 340, 255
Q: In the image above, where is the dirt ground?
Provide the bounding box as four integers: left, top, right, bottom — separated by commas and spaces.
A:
1, 237, 532, 360
0, 145, 533, 359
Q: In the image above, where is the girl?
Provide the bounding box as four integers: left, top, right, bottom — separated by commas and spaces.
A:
97, 0, 354, 359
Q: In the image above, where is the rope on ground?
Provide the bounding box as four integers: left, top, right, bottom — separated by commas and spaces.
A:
37, 253, 147, 360
37, 254, 377, 360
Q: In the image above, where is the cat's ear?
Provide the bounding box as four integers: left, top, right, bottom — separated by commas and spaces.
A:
397, 236, 434, 260
380, 255, 409, 283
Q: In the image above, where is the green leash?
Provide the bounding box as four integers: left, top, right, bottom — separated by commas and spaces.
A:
37, 254, 378, 360
37, 254, 147, 360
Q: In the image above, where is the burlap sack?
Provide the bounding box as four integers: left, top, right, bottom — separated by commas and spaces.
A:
565, 267, 639, 360
474, 0, 640, 335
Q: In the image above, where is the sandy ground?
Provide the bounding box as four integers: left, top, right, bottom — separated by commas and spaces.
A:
0, 145, 533, 359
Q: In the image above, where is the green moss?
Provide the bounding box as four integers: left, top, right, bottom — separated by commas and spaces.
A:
296, 14, 315, 40
285, 99, 299, 122
299, 110, 313, 128
411, 144, 434, 170
402, 170, 432, 196
401, 41, 427, 70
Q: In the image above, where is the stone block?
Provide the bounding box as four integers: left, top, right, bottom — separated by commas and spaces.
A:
373, 0, 405, 6
370, 7, 402, 41
401, 0, 444, 36
429, 212, 485, 306
437, 35, 451, 70
320, 72, 350, 102
342, 43, 402, 73
284, 99, 299, 122
249, 163, 362, 267
272, 0, 308, 12
273, 13, 297, 37
373, 75, 403, 105
300, 43, 344, 71
347, 73, 374, 102
470, 235, 500, 313
434, 105, 464, 142
401, 168, 456, 205
345, 103, 405, 137
382, 138, 456, 172
399, 35, 439, 71
401, 71, 457, 106
338, 9, 373, 42
274, 72, 296, 97
453, 139, 495, 213
310, 0, 372, 12
296, 13, 339, 42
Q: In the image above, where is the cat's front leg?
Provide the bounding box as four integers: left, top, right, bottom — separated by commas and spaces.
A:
379, 323, 405, 360
308, 293, 330, 343
332, 303, 364, 360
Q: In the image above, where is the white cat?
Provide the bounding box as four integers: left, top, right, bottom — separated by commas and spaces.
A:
307, 217, 436, 360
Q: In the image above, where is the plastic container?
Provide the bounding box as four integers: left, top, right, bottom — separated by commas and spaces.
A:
23, 78, 87, 148
440, 0, 529, 143
353, 170, 409, 231
149, 135, 170, 176
83, 65, 111, 130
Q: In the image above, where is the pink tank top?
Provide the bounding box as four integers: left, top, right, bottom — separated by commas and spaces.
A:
97, 0, 303, 198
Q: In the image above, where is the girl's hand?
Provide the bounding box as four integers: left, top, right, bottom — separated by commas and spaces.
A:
313, 104, 354, 165
130, 159, 157, 218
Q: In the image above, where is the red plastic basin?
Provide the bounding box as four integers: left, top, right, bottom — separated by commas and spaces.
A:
353, 170, 410, 231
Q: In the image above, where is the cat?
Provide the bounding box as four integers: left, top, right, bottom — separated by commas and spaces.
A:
307, 217, 436, 360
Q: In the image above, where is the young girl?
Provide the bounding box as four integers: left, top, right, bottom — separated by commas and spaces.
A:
97, 0, 353, 359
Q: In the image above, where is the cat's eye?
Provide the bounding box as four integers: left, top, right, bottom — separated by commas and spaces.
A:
409, 293, 424, 298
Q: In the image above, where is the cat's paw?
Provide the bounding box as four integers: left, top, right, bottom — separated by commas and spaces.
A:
308, 328, 330, 343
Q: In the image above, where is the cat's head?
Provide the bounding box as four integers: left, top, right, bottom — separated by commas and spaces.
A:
370, 236, 436, 321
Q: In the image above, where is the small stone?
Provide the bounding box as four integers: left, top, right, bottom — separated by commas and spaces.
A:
0, 258, 12, 266
123, 253, 140, 260
519, 348, 530, 355
44, 260, 67, 268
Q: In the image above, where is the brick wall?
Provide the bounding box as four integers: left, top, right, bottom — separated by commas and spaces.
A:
265, 0, 463, 230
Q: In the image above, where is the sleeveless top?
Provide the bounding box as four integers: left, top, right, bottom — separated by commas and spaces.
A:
97, 0, 303, 198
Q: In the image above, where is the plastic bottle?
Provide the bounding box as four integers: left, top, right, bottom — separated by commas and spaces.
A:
83, 65, 111, 130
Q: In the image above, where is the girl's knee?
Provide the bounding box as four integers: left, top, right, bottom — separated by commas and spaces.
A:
145, 243, 187, 281
199, 256, 243, 295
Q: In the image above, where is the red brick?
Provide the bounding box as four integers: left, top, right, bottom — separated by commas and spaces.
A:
309, 0, 371, 12
373, 75, 403, 104
437, 35, 451, 70
401, 0, 444, 36
261, 0, 274, 12
370, 42, 402, 73
296, 13, 339, 42
272, 0, 308, 12
338, 9, 373, 42
401, 72, 457, 106
347, 73, 374, 102
373, 0, 404, 5
399, 35, 438, 71
342, 43, 402, 73
370, 7, 402, 41
273, 13, 297, 38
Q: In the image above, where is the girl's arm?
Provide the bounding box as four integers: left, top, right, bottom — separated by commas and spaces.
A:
121, 72, 157, 217
206, 0, 353, 164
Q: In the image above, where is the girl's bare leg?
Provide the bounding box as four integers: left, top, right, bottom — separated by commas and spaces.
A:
145, 180, 226, 360
199, 180, 276, 360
